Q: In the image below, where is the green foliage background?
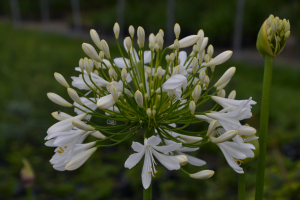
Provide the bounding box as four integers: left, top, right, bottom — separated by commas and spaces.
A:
0, 0, 300, 199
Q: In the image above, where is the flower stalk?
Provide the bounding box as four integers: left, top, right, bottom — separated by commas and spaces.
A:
238, 166, 246, 200
255, 55, 273, 200
143, 183, 152, 200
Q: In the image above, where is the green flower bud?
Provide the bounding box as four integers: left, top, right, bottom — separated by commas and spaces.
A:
257, 15, 290, 57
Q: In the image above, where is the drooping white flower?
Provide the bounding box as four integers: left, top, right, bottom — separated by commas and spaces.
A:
190, 170, 215, 179
211, 96, 256, 109
124, 136, 182, 189
156, 74, 187, 98
169, 35, 200, 49
65, 147, 97, 170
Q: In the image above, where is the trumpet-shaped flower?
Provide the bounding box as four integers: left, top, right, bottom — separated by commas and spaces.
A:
125, 136, 182, 189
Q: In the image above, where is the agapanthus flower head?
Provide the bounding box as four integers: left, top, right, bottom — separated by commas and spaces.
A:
45, 22, 257, 189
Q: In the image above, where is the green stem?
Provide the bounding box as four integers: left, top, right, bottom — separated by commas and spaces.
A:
255, 55, 274, 200
238, 166, 246, 200
26, 187, 31, 200
143, 183, 152, 200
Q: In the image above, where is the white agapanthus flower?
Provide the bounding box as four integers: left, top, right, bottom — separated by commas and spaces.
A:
45, 22, 257, 191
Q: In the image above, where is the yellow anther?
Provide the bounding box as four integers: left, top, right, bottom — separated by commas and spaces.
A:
59, 147, 64, 152
155, 171, 158, 173
151, 166, 153, 168
235, 158, 243, 163
64, 146, 67, 148
153, 175, 156, 177
56, 150, 62, 154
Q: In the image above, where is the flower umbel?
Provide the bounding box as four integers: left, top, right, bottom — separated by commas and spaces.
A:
45, 22, 257, 189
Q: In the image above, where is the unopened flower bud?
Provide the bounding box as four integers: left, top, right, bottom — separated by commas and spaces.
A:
169, 53, 175, 62
158, 29, 164, 37
135, 90, 143, 108
100, 40, 110, 59
217, 89, 226, 98
165, 54, 170, 62
72, 119, 94, 131
121, 68, 127, 82
190, 170, 214, 179
173, 66, 180, 75
166, 74, 170, 80
99, 51, 104, 60
214, 67, 236, 87
157, 66, 163, 79
152, 109, 156, 116
90, 29, 101, 49
197, 29, 204, 45
167, 89, 173, 100
173, 155, 188, 166
193, 85, 202, 102
79, 58, 84, 72
54, 72, 70, 88
82, 43, 101, 62
228, 90, 236, 99
210, 130, 237, 143
192, 57, 198, 74
205, 51, 233, 67
125, 37, 132, 52
47, 93, 72, 107
67, 88, 83, 105
204, 54, 210, 63
149, 33, 156, 44
113, 23, 120, 39
174, 23, 180, 39
146, 67, 151, 77
21, 158, 35, 188
97, 94, 115, 109
207, 120, 218, 136
189, 101, 196, 115
129, 25, 135, 38
91, 131, 106, 139
204, 75, 210, 87
285, 31, 290, 39
149, 42, 154, 51
199, 70, 206, 84
137, 26, 145, 48
192, 45, 198, 53
156, 34, 164, 49
51, 111, 72, 121
199, 37, 208, 52
109, 68, 118, 80
207, 45, 214, 57
139, 83, 144, 90
146, 108, 151, 117
154, 43, 160, 51
144, 93, 149, 100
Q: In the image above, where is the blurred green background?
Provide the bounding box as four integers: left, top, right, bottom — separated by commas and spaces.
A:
0, 0, 300, 199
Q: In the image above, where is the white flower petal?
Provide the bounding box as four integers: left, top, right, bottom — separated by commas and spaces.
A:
124, 150, 145, 169
151, 149, 180, 170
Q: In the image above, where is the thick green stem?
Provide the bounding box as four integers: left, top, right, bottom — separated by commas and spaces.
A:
238, 166, 246, 200
143, 183, 152, 200
255, 55, 274, 200
27, 187, 32, 200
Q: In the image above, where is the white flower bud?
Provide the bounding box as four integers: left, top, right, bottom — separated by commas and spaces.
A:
82, 43, 101, 62
165, 54, 170, 62
93, 70, 99, 75
100, 40, 110, 59
192, 57, 198, 74
206, 120, 218, 136
205, 51, 232, 67
127, 26, 134, 39
198, 50, 205, 64
137, 26, 145, 48
207, 45, 214, 57
149, 33, 156, 44
152, 109, 156, 116
204, 75, 210, 87
149, 42, 154, 51
90, 29, 101, 49
54, 72, 70, 88
193, 85, 202, 102
113, 23, 120, 39
167, 89, 173, 100
228, 90, 236, 100
174, 39, 179, 50
156, 34, 164, 49
67, 88, 83, 105
199, 70, 206, 84
204, 54, 210, 63
84, 58, 93, 75
169, 53, 175, 62
47, 93, 72, 107
214, 67, 236, 87
51, 111, 72, 121
285, 31, 290, 39
166, 74, 170, 80
154, 43, 160, 51
237, 126, 257, 136
197, 29, 204, 46
157, 66, 163, 79
172, 66, 180, 75
147, 108, 151, 117
72, 119, 95, 131
99, 51, 104, 60
179, 135, 202, 143
146, 67, 151, 77
144, 93, 149, 100
210, 130, 237, 143
125, 37, 132, 52
109, 68, 118, 80
217, 89, 226, 98
199, 37, 208, 52
65, 147, 97, 171
173, 155, 188, 166
107, 83, 119, 102
91, 131, 106, 139
189, 101, 196, 115
93, 60, 100, 69
190, 170, 214, 179
79, 58, 84, 72
97, 94, 115, 109
121, 68, 127, 82
139, 83, 143, 90
174, 23, 180, 39
285, 21, 290, 32
135, 90, 143, 108
158, 29, 164, 37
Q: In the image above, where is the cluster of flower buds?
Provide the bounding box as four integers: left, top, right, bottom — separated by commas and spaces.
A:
257, 14, 290, 57
45, 22, 258, 189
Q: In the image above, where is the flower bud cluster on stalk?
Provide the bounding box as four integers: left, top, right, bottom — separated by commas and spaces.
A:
45, 22, 258, 189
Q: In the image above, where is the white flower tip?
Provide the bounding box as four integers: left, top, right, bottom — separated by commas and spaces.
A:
173, 155, 188, 166
47, 93, 73, 107
65, 147, 97, 171
190, 170, 215, 179
91, 131, 106, 139
211, 130, 237, 143
54, 72, 70, 88
51, 111, 72, 121
72, 119, 95, 131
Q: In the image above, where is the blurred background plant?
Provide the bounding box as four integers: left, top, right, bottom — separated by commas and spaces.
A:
0, 0, 300, 199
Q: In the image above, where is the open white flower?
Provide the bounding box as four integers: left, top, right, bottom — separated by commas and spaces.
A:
156, 74, 187, 98
124, 136, 182, 189
71, 72, 108, 90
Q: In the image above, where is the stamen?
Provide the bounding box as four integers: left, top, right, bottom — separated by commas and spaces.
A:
64, 146, 67, 148
59, 147, 64, 152
235, 158, 243, 164
56, 150, 62, 153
